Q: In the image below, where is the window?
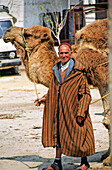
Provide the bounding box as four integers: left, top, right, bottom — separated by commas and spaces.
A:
95, 0, 108, 19
0, 20, 12, 38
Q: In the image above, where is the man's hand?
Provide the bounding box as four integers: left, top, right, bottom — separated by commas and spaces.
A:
34, 97, 46, 106
77, 116, 84, 124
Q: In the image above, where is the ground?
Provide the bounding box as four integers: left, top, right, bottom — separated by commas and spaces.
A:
0, 65, 111, 170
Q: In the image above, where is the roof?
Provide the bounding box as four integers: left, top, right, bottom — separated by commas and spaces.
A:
0, 12, 13, 21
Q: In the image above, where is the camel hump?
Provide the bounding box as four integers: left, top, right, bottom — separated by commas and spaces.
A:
75, 18, 108, 49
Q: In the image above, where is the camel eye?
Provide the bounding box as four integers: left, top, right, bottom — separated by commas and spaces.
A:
6, 29, 11, 33
43, 33, 47, 37
24, 33, 31, 38
34, 36, 38, 38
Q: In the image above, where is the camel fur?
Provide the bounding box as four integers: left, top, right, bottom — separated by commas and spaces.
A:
72, 18, 109, 129
3, 25, 59, 87
3, 19, 110, 165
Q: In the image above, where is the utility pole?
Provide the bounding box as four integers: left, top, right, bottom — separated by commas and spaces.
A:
108, 0, 112, 167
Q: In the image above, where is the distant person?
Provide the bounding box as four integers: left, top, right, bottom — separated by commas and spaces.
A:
35, 42, 95, 170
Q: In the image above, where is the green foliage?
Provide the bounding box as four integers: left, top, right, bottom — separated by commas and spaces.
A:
39, 5, 43, 10
46, 18, 50, 22
38, 0, 68, 44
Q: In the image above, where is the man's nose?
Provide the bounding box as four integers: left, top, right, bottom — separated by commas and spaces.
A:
62, 53, 66, 56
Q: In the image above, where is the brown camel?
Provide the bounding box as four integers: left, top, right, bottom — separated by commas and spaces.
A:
3, 18, 110, 165
3, 25, 59, 87
72, 18, 109, 129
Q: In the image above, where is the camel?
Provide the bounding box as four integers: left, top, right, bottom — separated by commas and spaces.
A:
3, 25, 59, 87
72, 18, 109, 128
3, 18, 110, 165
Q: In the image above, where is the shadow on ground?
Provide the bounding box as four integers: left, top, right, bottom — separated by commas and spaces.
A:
0, 151, 106, 169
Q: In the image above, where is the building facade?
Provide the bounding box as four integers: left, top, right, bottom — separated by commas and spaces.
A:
0, 0, 108, 44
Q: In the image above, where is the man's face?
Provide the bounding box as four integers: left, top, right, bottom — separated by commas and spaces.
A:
58, 45, 72, 65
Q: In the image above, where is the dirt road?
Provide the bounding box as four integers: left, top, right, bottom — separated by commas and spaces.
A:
0, 68, 110, 170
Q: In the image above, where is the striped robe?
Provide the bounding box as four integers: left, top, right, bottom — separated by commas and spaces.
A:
42, 58, 95, 157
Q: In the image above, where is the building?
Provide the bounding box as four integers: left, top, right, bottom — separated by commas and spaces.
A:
0, 0, 108, 44
24, 0, 108, 44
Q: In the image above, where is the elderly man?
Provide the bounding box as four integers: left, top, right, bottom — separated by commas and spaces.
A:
35, 42, 95, 170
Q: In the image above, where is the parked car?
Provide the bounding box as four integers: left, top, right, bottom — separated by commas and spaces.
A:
0, 5, 21, 75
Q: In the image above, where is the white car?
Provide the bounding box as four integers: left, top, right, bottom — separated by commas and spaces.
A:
0, 6, 21, 75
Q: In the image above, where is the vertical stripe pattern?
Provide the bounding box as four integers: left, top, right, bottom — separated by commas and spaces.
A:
42, 60, 95, 157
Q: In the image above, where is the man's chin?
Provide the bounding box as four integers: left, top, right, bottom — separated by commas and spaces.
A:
61, 59, 69, 65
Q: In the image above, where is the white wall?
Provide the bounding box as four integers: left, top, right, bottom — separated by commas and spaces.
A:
24, 0, 69, 28
0, 0, 84, 28
83, 0, 95, 25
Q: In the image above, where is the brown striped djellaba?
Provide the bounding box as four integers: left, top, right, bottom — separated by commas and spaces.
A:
3, 18, 109, 165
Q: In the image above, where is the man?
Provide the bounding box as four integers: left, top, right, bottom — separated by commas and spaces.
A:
35, 42, 95, 170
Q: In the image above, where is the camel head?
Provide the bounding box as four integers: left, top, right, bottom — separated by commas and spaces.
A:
3, 25, 58, 88
3, 25, 54, 60
3, 26, 24, 47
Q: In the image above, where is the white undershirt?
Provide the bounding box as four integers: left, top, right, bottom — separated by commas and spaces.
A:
61, 60, 70, 72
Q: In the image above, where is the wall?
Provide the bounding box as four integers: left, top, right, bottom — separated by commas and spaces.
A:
0, 0, 80, 28
24, 0, 69, 28
84, 0, 95, 25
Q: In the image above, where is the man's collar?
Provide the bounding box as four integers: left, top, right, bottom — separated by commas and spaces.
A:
61, 60, 70, 72
52, 58, 75, 84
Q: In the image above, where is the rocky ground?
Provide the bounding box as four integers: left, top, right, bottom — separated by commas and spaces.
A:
0, 66, 111, 170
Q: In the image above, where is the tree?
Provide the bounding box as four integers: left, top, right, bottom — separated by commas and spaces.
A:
39, 0, 68, 45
